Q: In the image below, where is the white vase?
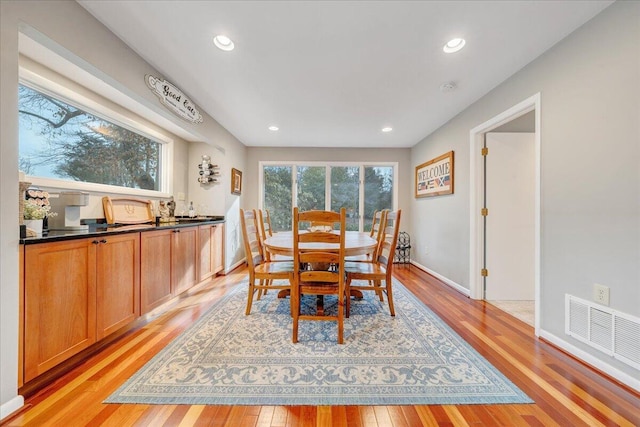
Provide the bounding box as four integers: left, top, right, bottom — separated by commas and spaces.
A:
24, 219, 43, 236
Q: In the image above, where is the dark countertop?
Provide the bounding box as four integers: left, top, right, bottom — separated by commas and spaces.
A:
20, 217, 225, 245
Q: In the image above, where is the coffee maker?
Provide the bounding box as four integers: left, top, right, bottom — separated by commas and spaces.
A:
48, 191, 90, 231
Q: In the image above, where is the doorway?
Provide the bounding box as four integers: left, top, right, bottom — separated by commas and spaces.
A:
469, 94, 541, 334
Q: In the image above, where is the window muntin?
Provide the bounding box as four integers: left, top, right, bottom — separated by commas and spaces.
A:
261, 162, 396, 231
19, 83, 164, 192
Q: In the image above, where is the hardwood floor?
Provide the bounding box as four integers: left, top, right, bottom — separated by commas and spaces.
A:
3, 265, 639, 426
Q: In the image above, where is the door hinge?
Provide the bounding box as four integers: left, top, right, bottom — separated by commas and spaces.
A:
481, 268, 489, 277
481, 208, 489, 216
481, 147, 489, 156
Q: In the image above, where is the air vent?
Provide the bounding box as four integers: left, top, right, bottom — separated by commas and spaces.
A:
566, 295, 640, 370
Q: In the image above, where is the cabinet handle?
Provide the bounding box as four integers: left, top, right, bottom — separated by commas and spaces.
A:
100, 239, 107, 244
92, 240, 100, 245
173, 229, 181, 233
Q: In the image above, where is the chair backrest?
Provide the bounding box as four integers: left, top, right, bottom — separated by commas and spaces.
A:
239, 208, 265, 270
369, 210, 383, 237
293, 208, 346, 284
377, 209, 402, 270
258, 209, 274, 240
370, 209, 388, 259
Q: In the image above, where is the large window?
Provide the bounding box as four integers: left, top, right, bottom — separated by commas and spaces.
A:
261, 162, 396, 231
19, 83, 165, 192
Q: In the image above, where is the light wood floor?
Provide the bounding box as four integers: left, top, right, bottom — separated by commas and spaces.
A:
3, 265, 639, 426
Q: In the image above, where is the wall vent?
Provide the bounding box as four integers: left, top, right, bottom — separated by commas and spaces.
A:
565, 295, 640, 370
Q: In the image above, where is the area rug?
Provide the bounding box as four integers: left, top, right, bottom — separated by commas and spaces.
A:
105, 279, 532, 405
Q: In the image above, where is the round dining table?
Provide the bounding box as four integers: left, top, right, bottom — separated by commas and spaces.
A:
263, 230, 377, 257
263, 231, 377, 314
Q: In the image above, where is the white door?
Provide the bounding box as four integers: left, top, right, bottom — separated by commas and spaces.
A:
485, 132, 535, 300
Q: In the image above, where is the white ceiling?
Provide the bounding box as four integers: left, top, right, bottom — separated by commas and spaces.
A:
77, 1, 612, 148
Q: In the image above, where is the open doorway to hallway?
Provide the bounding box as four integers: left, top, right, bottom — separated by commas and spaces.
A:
469, 94, 541, 334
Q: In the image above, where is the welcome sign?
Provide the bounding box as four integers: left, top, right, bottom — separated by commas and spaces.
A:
415, 151, 454, 198
146, 75, 203, 124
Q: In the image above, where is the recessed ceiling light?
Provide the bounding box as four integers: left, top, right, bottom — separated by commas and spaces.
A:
382, 127, 393, 133
443, 38, 465, 53
440, 81, 457, 92
268, 125, 279, 131
214, 34, 234, 51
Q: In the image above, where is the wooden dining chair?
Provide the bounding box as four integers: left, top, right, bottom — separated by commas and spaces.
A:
344, 209, 402, 317
239, 208, 294, 315
258, 208, 291, 262
345, 209, 387, 262
292, 207, 346, 344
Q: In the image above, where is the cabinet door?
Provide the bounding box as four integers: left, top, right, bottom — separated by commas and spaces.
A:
96, 233, 140, 340
140, 229, 173, 314
24, 239, 97, 382
197, 224, 214, 282
212, 223, 225, 274
172, 227, 198, 295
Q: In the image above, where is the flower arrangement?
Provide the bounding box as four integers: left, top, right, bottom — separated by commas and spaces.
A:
23, 199, 57, 220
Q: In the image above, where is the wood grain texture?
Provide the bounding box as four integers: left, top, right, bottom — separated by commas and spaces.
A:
7, 265, 639, 426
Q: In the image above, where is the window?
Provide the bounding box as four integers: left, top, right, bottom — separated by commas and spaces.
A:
261, 162, 396, 231
19, 83, 166, 193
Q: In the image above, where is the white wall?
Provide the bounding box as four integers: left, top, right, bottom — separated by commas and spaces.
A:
0, 0, 246, 416
411, 1, 639, 383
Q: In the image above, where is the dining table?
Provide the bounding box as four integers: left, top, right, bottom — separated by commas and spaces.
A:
263, 230, 378, 315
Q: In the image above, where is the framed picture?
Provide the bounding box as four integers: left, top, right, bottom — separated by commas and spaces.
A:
415, 151, 454, 198
231, 168, 242, 195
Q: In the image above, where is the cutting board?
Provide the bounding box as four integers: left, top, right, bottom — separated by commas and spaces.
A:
102, 196, 154, 224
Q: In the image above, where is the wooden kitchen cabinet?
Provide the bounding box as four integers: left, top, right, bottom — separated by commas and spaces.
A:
24, 239, 98, 382
140, 229, 173, 313
96, 233, 140, 340
171, 226, 198, 295
23, 233, 141, 382
197, 223, 225, 282
140, 225, 199, 314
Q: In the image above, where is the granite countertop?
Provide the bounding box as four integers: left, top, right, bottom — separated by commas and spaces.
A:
20, 216, 225, 245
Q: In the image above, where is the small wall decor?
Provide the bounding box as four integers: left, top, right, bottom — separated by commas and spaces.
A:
198, 155, 219, 184
415, 151, 454, 198
145, 75, 203, 124
231, 168, 242, 195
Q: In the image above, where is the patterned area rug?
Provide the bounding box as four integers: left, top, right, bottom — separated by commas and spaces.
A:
105, 279, 532, 405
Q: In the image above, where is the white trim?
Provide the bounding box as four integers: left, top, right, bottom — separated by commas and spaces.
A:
226, 258, 246, 275
468, 93, 541, 336
539, 330, 640, 393
19, 65, 174, 197
0, 395, 24, 422
410, 261, 470, 297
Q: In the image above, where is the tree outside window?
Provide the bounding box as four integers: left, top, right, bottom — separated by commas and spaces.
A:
19, 84, 161, 191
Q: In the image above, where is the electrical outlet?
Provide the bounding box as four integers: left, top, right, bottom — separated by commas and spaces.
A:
593, 283, 610, 306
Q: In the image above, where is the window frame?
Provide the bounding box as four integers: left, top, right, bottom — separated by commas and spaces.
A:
19, 68, 173, 198
259, 160, 398, 231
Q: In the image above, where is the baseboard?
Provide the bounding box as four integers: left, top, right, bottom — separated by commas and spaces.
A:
1, 395, 24, 422
409, 261, 470, 297
539, 330, 640, 393
226, 258, 246, 275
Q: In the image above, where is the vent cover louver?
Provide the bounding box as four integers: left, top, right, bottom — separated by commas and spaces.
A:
566, 295, 640, 370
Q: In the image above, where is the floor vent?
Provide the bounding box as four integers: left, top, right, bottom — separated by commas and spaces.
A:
565, 295, 640, 370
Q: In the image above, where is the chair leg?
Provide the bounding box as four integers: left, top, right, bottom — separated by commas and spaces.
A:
385, 278, 395, 316
337, 285, 344, 344
345, 276, 352, 318
373, 280, 384, 301
291, 282, 299, 343
246, 280, 256, 315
